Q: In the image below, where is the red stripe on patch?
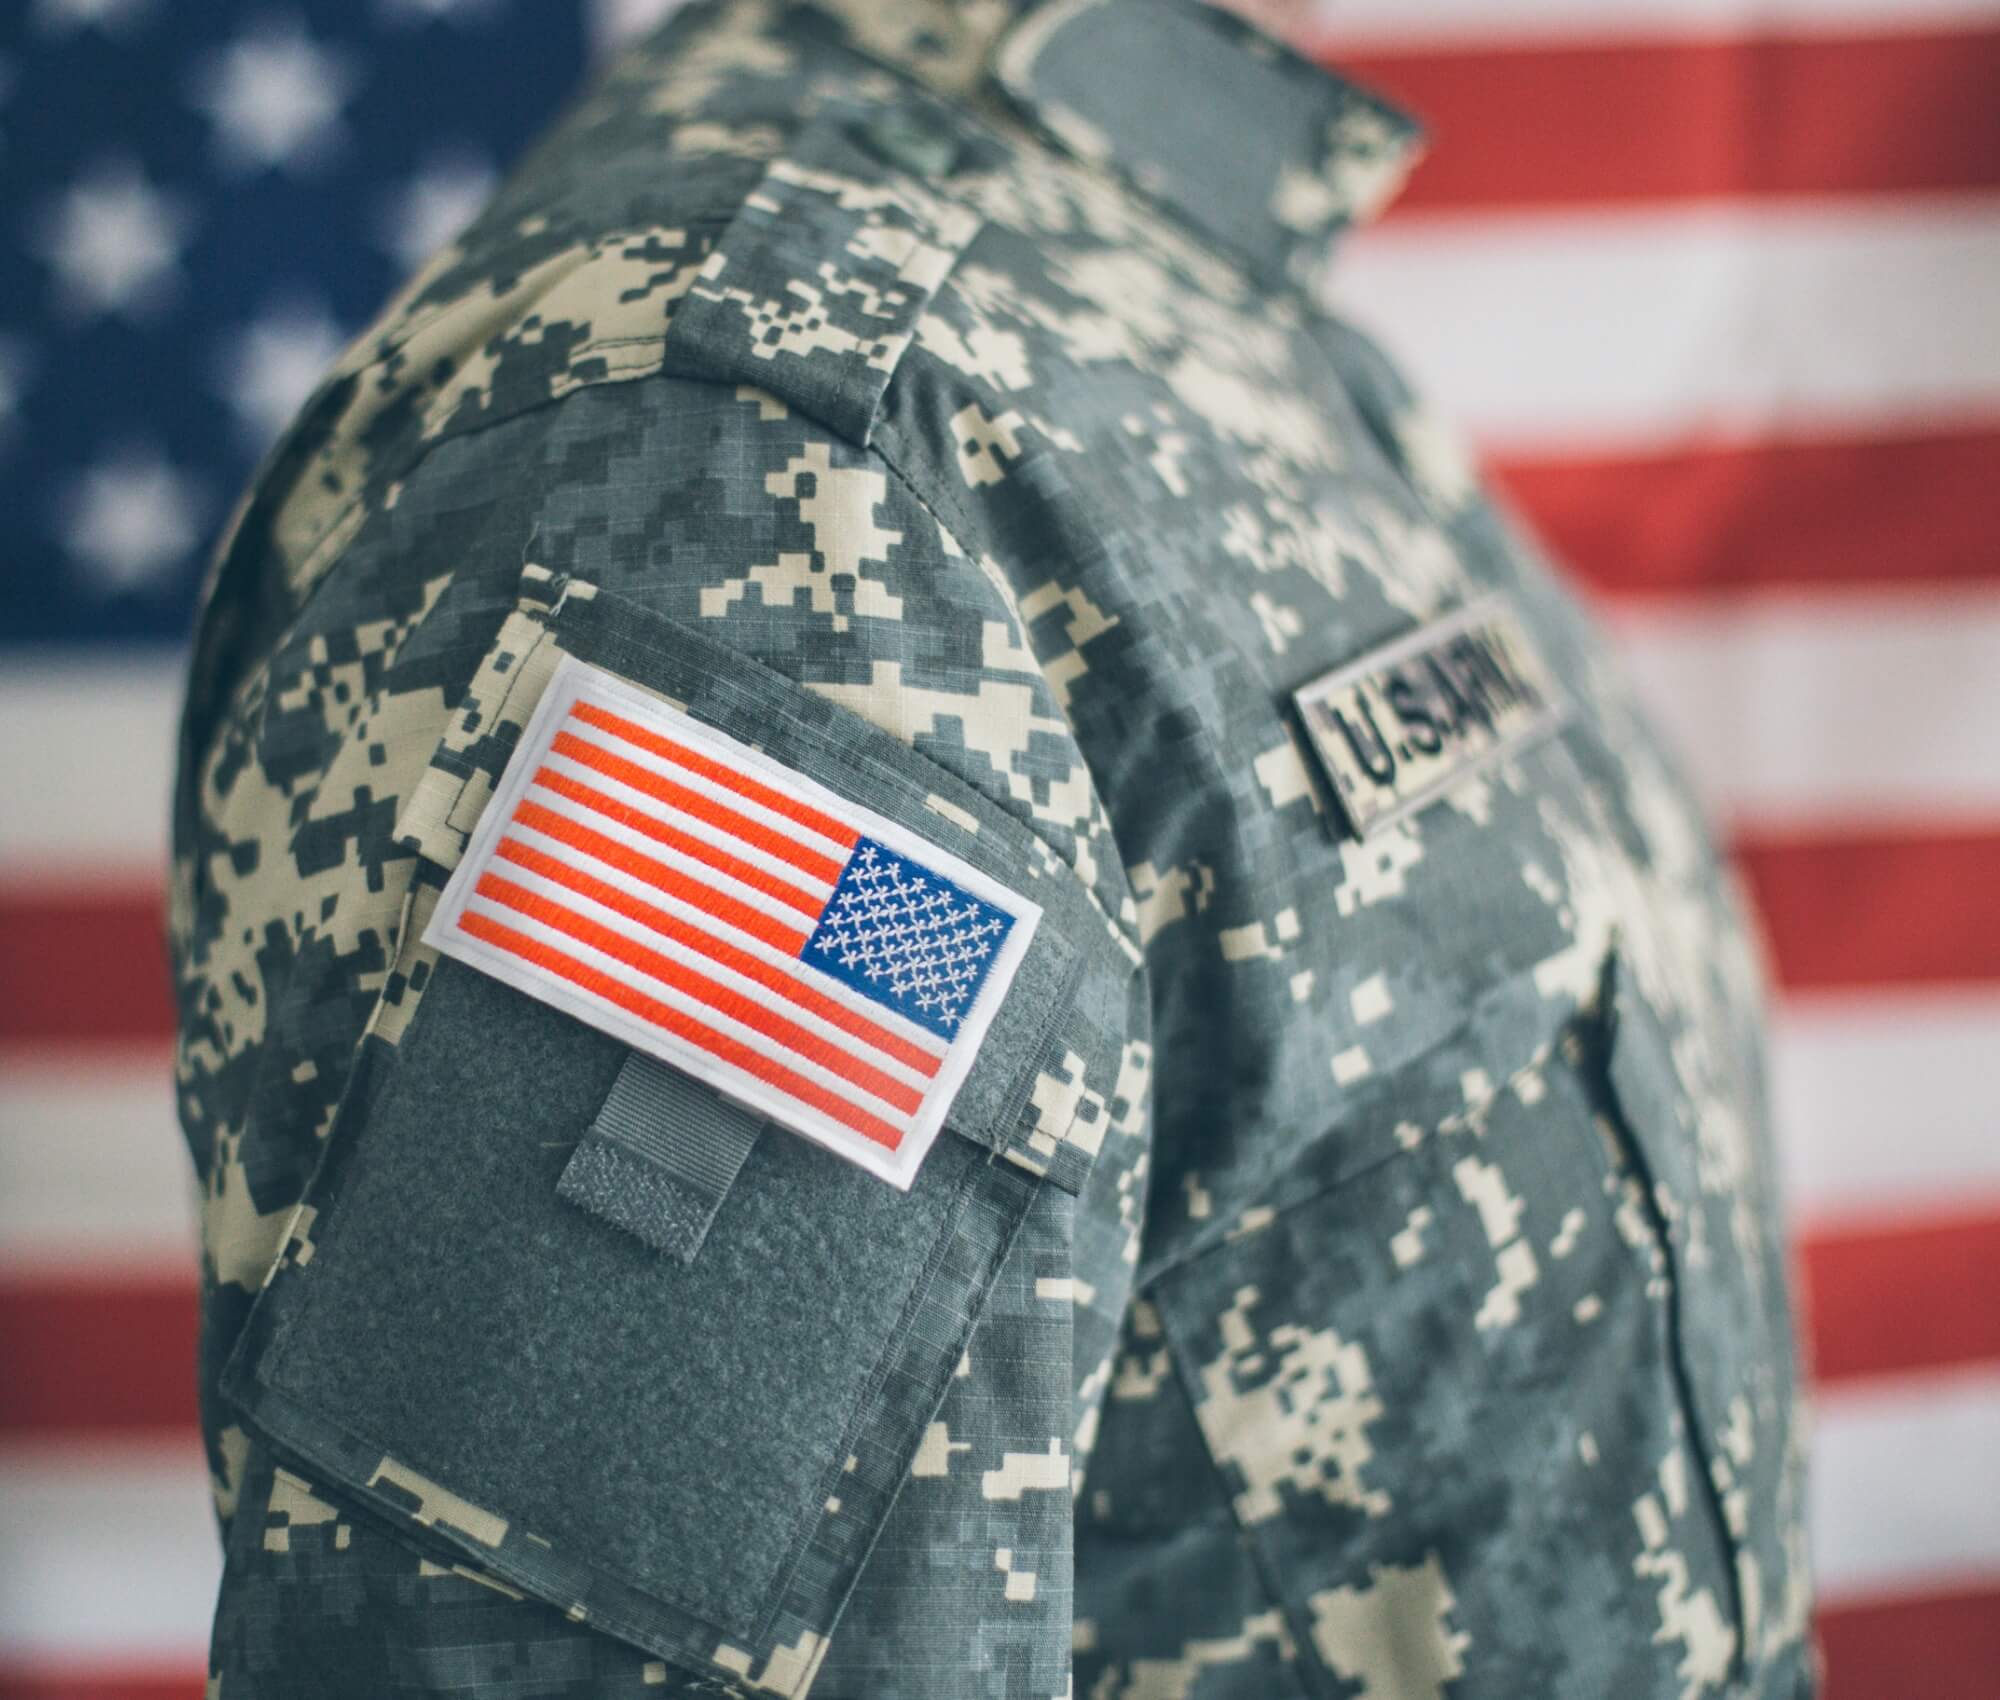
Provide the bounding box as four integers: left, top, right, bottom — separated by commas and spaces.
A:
513, 798, 813, 953
492, 837, 942, 1077
458, 910, 906, 1149
471, 874, 926, 1115
570, 699, 860, 851
551, 728, 846, 887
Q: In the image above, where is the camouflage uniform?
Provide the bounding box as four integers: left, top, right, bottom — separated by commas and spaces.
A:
167, 1, 1815, 1695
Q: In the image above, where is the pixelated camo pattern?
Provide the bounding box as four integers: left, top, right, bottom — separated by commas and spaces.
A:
167, 1, 1814, 1696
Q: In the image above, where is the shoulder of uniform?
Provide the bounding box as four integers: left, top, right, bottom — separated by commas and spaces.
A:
330, 83, 983, 462
222, 68, 990, 609
655, 91, 987, 447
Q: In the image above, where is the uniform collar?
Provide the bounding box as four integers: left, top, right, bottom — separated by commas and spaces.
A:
794, 0, 1424, 291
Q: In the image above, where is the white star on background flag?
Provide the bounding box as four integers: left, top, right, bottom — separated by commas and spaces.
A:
33, 157, 192, 318
374, 149, 498, 273
4, 0, 591, 647
188, 15, 358, 173
212, 297, 349, 448
56, 447, 205, 593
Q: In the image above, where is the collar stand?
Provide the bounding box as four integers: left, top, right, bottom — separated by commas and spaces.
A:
989, 0, 1423, 290
785, 0, 1422, 291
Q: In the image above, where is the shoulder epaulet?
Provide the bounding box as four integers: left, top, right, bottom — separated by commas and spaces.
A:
660, 97, 985, 446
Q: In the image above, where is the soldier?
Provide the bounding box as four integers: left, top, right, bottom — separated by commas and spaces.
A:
168, 1, 1814, 1695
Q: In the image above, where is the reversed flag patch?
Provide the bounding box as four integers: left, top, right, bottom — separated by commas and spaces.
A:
424, 656, 1041, 1189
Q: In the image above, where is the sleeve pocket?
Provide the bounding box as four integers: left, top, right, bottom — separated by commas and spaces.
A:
219, 564, 1131, 1693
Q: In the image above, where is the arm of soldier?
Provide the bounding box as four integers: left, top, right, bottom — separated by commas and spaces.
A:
187, 375, 1145, 1697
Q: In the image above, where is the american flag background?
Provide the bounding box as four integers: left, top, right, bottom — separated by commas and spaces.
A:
1, 0, 1994, 1693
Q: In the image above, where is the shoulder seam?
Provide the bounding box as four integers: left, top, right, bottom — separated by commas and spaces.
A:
867, 417, 1139, 955
273, 214, 744, 603
263, 365, 765, 675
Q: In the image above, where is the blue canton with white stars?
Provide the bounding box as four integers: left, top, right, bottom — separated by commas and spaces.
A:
805, 838, 1015, 1040
0, 0, 588, 646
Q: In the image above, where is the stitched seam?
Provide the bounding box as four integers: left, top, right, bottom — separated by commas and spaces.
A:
229, 211, 737, 637
1134, 1021, 1564, 1295
867, 421, 1141, 957
1146, 1292, 1326, 1700
990, 940, 1091, 1178
750, 1143, 996, 1649
196, 361, 809, 867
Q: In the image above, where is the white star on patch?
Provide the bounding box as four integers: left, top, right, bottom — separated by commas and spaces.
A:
31, 0, 155, 34
57, 448, 205, 594
373, 150, 496, 274
33, 157, 191, 318
213, 297, 348, 449
188, 17, 357, 173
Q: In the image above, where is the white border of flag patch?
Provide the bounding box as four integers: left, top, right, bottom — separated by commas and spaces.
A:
424, 656, 1042, 1189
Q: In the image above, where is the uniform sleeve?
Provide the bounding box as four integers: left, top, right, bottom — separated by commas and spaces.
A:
178, 376, 1147, 1699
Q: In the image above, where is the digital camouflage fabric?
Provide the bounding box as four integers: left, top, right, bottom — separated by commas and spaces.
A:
166, 1, 1816, 1695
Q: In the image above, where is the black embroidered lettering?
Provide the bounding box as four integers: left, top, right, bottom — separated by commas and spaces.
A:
1292, 597, 1564, 839
1384, 669, 1445, 756
1328, 693, 1397, 786
1425, 652, 1478, 736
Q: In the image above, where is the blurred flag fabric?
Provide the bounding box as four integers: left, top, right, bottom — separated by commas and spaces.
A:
2, 1, 1997, 1695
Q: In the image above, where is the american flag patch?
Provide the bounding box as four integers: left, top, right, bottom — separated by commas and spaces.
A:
425, 657, 1042, 1189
